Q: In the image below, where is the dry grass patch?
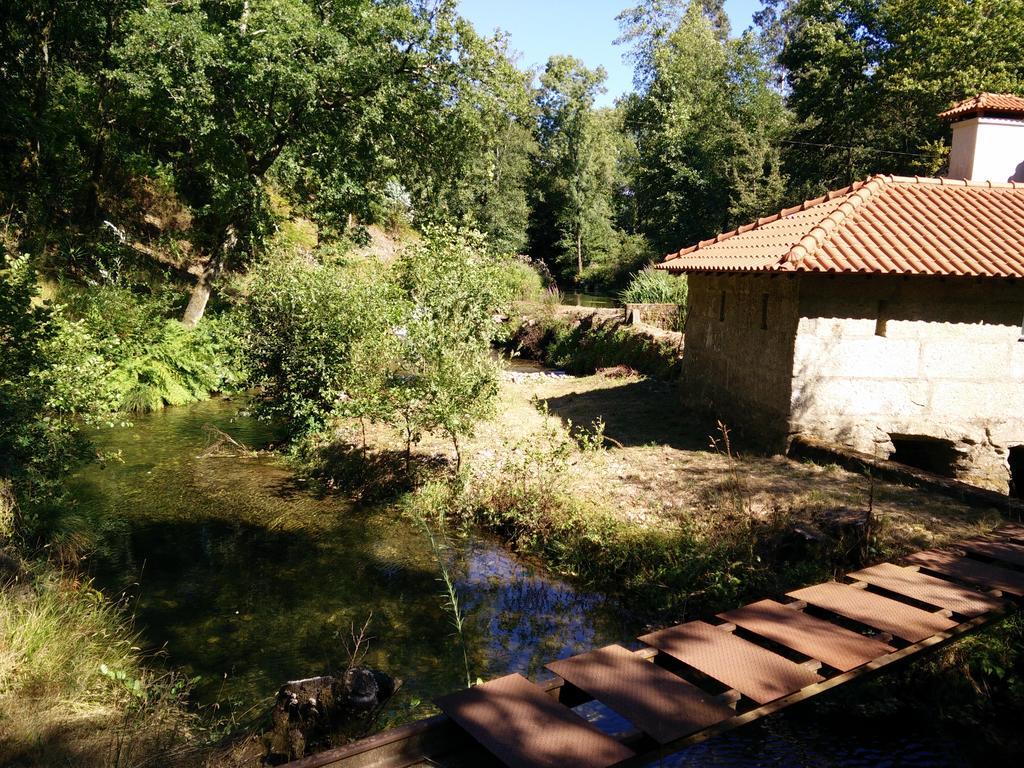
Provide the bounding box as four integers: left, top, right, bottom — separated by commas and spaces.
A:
359, 368, 1000, 553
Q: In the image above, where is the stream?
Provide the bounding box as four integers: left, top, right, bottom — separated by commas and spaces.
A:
71, 398, 977, 766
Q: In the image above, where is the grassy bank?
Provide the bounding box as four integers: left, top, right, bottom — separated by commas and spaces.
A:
308, 367, 1000, 618
0, 557, 197, 767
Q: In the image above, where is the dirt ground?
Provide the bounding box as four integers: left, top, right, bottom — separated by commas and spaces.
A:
356, 366, 1004, 555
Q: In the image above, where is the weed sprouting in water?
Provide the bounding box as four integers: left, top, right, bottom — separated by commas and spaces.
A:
409, 505, 473, 688
344, 612, 374, 673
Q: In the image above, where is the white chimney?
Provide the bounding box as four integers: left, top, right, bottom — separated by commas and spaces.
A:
948, 116, 1024, 182
942, 93, 1024, 183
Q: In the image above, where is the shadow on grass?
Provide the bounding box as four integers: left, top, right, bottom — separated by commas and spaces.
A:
302, 443, 449, 502
541, 378, 712, 451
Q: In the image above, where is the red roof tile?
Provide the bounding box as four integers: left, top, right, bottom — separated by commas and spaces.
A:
939, 92, 1024, 120
657, 175, 1024, 278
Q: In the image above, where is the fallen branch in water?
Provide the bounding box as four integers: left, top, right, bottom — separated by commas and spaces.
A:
198, 424, 262, 458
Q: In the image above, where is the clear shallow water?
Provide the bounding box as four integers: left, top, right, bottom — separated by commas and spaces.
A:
71, 399, 633, 718
560, 290, 621, 308
71, 399, 976, 765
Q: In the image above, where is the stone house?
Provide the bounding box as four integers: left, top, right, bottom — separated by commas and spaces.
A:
657, 94, 1024, 495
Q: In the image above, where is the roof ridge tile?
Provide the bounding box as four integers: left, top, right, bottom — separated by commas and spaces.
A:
784, 175, 890, 265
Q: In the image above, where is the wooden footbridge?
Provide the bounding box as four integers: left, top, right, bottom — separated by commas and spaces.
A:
288, 524, 1024, 768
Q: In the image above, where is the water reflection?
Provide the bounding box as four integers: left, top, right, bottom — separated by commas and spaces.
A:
559, 290, 620, 308
72, 399, 632, 718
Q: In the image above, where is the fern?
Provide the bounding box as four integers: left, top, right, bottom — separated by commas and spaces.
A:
113, 321, 238, 413
55, 282, 244, 413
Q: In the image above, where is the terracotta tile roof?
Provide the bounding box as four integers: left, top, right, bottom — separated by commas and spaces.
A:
939, 92, 1024, 120
657, 175, 1024, 278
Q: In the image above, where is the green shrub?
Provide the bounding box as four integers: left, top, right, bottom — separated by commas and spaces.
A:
496, 258, 547, 303
515, 316, 682, 379
1, 257, 114, 512
243, 256, 403, 439
246, 226, 515, 462
619, 267, 688, 307
56, 281, 241, 413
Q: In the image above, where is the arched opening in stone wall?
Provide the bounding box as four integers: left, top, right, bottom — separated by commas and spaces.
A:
888, 434, 961, 478
1008, 446, 1024, 499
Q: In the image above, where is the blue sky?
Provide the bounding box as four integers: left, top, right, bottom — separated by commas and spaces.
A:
457, 1, 763, 107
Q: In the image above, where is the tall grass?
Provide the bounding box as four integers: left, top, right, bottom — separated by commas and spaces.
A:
0, 568, 195, 767
430, 416, 833, 618
404, 480, 475, 688
619, 268, 688, 307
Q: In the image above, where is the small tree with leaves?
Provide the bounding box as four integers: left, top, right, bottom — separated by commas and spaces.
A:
389, 226, 512, 471
242, 254, 404, 440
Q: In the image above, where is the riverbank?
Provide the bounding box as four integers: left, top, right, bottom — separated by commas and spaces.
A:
310, 365, 1002, 616
304, 363, 1024, 758
504, 303, 684, 380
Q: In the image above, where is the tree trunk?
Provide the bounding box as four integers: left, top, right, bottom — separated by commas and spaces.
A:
181, 274, 213, 328
181, 227, 236, 327
450, 431, 461, 475
576, 230, 583, 278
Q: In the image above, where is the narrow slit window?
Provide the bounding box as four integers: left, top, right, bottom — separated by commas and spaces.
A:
875, 300, 888, 337
719, 291, 726, 322
761, 293, 769, 330
1019, 309, 1024, 342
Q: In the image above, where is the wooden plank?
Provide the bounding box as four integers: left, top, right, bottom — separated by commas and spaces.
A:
434, 673, 634, 768
848, 562, 1006, 617
787, 581, 956, 642
905, 550, 1024, 597
995, 523, 1024, 544
546, 644, 734, 745
718, 600, 894, 672
285, 608, 1011, 768
961, 538, 1024, 569
638, 621, 822, 705
613, 609, 1010, 768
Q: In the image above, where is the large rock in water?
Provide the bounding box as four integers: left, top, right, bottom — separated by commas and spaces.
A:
265, 667, 397, 763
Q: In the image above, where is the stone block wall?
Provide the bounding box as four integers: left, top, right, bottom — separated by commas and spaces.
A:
624, 302, 682, 331
790, 275, 1024, 492
679, 273, 801, 446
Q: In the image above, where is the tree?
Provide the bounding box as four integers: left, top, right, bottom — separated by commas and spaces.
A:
762, 0, 1024, 194
100, 0, 531, 325
622, 2, 791, 252
390, 226, 511, 470
415, 30, 537, 256
530, 56, 619, 282
0, 1, 144, 239
616, 0, 730, 89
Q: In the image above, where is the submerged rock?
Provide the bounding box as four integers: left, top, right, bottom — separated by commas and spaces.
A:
265, 667, 397, 763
